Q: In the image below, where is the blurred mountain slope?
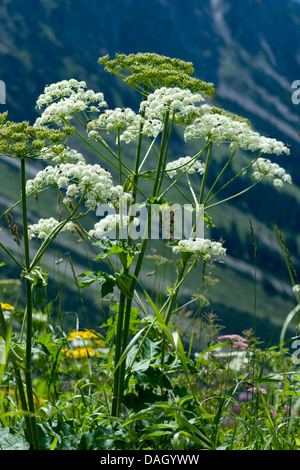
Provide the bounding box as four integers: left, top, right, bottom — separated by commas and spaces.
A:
0, 0, 299, 341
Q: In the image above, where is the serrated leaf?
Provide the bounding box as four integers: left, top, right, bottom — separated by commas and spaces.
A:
21, 266, 48, 288
0, 428, 30, 450
78, 271, 116, 297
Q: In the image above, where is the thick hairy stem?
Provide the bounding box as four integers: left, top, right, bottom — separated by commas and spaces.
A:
20, 157, 40, 450
111, 290, 126, 417
111, 86, 148, 417
164, 260, 188, 327
112, 107, 173, 417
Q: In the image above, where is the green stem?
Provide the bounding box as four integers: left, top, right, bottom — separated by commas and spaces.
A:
111, 289, 127, 417
199, 142, 213, 204
117, 129, 122, 186
205, 180, 261, 210
160, 257, 198, 369
164, 260, 188, 326
20, 157, 40, 450
30, 191, 86, 271
113, 110, 174, 415
0, 242, 25, 270
111, 86, 148, 417
112, 216, 150, 417
203, 149, 237, 205
114, 187, 155, 415
205, 152, 262, 206
152, 111, 170, 197
159, 142, 210, 205
127, 85, 148, 245
156, 110, 175, 194
74, 129, 132, 179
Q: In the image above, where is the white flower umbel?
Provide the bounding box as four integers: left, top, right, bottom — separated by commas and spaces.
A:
89, 214, 139, 239
292, 284, 300, 293
38, 145, 85, 164
35, 79, 107, 126
87, 108, 141, 133
140, 87, 205, 123
28, 217, 74, 240
26, 161, 132, 210
165, 156, 205, 178
172, 238, 226, 260
87, 107, 165, 143
87, 107, 146, 143
251, 158, 292, 187
184, 105, 290, 155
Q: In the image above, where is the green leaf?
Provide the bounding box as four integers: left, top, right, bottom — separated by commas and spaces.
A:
118, 251, 135, 269
78, 271, 116, 297
94, 242, 124, 260
115, 272, 133, 298
94, 238, 139, 268
134, 366, 173, 390
34, 332, 63, 360
138, 170, 156, 179
0, 428, 30, 450
155, 404, 214, 449
204, 211, 215, 228
21, 266, 48, 288
34, 289, 44, 307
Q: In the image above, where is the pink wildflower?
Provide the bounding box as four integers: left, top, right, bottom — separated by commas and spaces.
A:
232, 341, 248, 350
218, 334, 248, 350
247, 387, 267, 395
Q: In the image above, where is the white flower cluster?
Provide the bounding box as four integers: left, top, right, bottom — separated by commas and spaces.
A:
119, 117, 164, 143
251, 158, 292, 187
165, 156, 205, 178
87, 107, 147, 143
292, 284, 300, 293
28, 217, 74, 240
38, 145, 85, 164
87, 107, 141, 133
172, 237, 226, 259
89, 214, 139, 239
140, 87, 204, 122
35, 79, 107, 126
86, 106, 166, 143
26, 161, 131, 210
184, 105, 290, 155
86, 87, 204, 144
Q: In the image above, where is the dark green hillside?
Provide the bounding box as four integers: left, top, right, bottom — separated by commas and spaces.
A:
0, 0, 299, 342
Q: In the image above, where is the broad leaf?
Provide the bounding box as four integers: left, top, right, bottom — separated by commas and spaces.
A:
78, 271, 116, 297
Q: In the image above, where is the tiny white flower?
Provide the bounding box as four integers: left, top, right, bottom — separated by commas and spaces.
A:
184, 105, 290, 156
172, 238, 226, 259
251, 158, 292, 187
35, 79, 107, 126
165, 156, 205, 178
28, 217, 74, 240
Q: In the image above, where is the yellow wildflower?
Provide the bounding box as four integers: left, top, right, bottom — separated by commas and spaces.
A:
67, 329, 98, 341
62, 346, 100, 360
0, 302, 15, 310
